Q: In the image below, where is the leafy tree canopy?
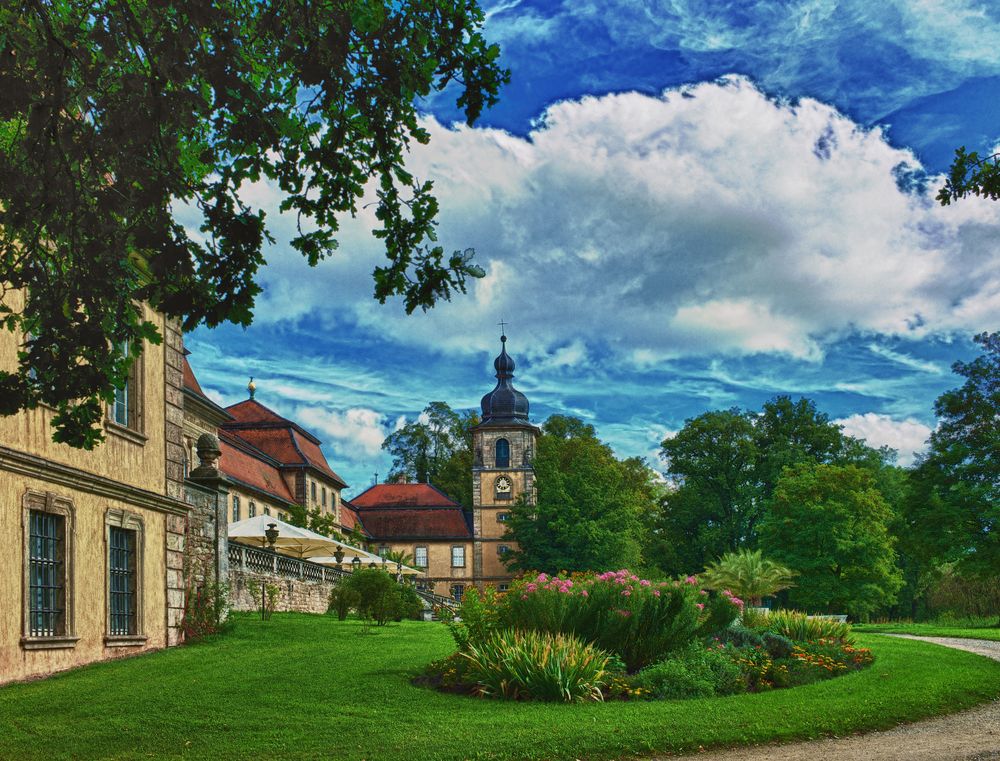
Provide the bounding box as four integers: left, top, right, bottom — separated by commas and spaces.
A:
504, 415, 657, 574
0, 0, 507, 447
381, 400, 477, 508
905, 332, 1000, 577
760, 462, 903, 619
649, 396, 895, 576
938, 148, 1000, 205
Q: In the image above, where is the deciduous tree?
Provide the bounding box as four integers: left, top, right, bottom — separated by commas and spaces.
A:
0, 0, 507, 447
504, 415, 656, 573
905, 332, 999, 578
760, 463, 902, 619
381, 401, 477, 507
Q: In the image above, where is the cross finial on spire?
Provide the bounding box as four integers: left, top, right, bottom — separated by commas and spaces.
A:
498, 318, 508, 339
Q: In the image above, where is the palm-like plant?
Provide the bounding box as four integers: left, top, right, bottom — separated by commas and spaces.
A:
381, 549, 415, 567
701, 549, 797, 606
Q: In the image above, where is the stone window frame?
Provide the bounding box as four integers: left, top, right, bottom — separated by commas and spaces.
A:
450, 584, 465, 601
451, 545, 465, 568
413, 545, 428, 568
106, 341, 147, 445
104, 508, 148, 647
248, 501, 257, 518
21, 489, 79, 650
498, 583, 510, 593
232, 494, 241, 522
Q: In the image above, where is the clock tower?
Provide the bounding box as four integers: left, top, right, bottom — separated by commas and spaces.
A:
471, 332, 539, 589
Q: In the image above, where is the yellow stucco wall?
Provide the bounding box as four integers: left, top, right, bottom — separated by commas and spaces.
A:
0, 473, 169, 683
0, 303, 167, 495
380, 540, 473, 596
225, 485, 291, 523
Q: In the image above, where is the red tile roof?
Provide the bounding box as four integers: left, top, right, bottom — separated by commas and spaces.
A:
218, 432, 296, 505
182, 356, 205, 396
355, 507, 472, 540
339, 502, 365, 534
222, 399, 347, 487
350, 483, 461, 508
226, 398, 290, 426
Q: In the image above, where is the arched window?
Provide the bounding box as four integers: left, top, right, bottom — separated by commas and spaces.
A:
495, 438, 510, 468
249, 501, 257, 518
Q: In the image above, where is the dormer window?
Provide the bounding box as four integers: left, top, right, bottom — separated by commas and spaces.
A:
495, 438, 510, 468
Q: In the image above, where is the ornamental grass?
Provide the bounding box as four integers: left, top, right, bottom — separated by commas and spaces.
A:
462, 629, 610, 702
761, 609, 853, 643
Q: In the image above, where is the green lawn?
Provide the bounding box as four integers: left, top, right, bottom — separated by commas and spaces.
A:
854, 622, 1000, 641
2, 614, 999, 761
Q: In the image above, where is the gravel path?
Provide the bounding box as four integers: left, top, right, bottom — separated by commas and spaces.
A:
658, 635, 1000, 761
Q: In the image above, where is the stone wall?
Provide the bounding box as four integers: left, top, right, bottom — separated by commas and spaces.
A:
228, 567, 339, 615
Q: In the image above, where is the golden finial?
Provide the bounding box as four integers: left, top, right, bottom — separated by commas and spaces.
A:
248, 377, 256, 399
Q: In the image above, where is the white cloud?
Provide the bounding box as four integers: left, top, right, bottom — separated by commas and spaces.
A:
295, 406, 389, 460
245, 76, 1000, 364
835, 412, 933, 466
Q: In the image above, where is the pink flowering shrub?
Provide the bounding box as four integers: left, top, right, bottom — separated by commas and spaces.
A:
495, 570, 741, 672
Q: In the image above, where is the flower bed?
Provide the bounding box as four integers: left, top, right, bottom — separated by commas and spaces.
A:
419, 571, 874, 703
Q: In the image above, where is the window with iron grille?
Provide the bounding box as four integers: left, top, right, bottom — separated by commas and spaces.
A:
414, 546, 428, 568
108, 527, 137, 636
28, 509, 65, 638
451, 584, 465, 601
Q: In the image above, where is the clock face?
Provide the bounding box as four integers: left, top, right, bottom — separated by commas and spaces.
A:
495, 476, 512, 493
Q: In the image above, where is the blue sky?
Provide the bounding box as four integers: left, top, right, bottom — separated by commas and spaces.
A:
186, 0, 1000, 495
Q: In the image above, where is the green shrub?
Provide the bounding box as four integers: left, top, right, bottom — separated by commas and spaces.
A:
760, 610, 852, 643
343, 569, 406, 626
714, 625, 764, 649
394, 584, 425, 621
448, 586, 502, 651
498, 571, 741, 672
761, 632, 794, 659
631, 643, 744, 699
631, 658, 714, 700
462, 629, 610, 702
328, 584, 361, 621
182, 581, 229, 641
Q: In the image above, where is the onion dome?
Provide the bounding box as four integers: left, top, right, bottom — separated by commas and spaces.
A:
480, 335, 530, 423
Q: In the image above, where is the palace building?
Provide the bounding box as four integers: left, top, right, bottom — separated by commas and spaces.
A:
1, 321, 535, 684
0, 305, 192, 684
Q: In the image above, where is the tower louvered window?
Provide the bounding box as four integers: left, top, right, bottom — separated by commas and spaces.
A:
495, 438, 510, 468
